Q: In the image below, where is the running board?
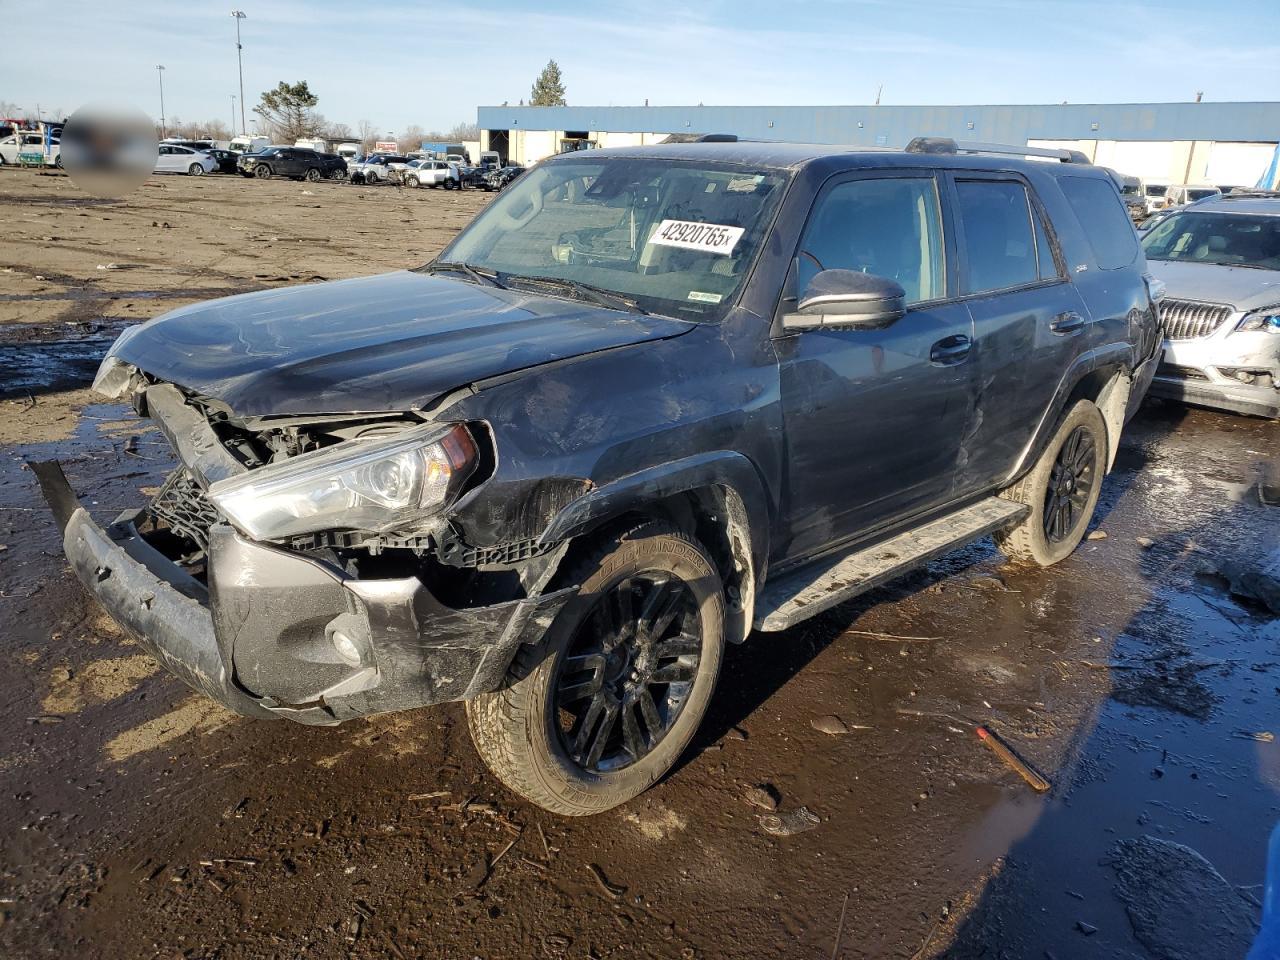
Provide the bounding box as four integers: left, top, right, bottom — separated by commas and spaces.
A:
753, 497, 1029, 632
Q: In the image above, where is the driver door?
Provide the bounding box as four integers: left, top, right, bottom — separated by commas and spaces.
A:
774, 171, 977, 564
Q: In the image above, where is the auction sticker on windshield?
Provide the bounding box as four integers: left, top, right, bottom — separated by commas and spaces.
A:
649, 220, 745, 256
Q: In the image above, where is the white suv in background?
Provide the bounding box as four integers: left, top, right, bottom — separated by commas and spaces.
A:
403, 159, 461, 188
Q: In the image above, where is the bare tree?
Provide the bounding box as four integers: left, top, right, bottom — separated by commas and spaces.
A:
447, 121, 480, 141
327, 121, 353, 140
400, 124, 426, 149
357, 118, 377, 152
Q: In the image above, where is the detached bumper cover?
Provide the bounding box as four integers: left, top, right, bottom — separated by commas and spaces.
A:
47, 466, 573, 726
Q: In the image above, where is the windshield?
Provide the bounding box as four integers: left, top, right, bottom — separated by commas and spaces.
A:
1188, 188, 1220, 201
435, 157, 789, 319
1141, 211, 1280, 269
1146, 185, 1168, 197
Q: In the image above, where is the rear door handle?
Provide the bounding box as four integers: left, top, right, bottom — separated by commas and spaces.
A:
1050, 311, 1086, 335
930, 334, 972, 365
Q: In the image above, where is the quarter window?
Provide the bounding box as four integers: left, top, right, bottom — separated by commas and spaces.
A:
955, 180, 1039, 294
1059, 175, 1139, 270
796, 177, 945, 305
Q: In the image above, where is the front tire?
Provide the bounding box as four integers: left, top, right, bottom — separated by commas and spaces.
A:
305, 167, 321, 182
467, 523, 725, 816
994, 399, 1107, 566
254, 164, 271, 179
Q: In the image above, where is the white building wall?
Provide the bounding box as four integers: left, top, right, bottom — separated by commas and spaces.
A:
1204, 142, 1279, 187
1030, 138, 1278, 186
512, 129, 559, 165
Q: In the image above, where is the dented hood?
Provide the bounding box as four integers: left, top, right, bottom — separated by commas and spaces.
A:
111, 270, 695, 416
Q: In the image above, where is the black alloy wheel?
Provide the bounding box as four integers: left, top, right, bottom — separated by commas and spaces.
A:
555, 575, 701, 773
1043, 425, 1097, 543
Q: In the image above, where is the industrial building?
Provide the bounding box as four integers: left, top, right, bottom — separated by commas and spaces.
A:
476, 101, 1280, 188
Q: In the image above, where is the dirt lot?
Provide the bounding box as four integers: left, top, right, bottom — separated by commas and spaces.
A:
1, 168, 1277, 959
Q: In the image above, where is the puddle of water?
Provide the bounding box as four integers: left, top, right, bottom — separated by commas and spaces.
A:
0, 339, 114, 398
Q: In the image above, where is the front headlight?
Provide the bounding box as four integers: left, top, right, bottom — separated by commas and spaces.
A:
91, 322, 151, 396
1237, 308, 1280, 334
208, 423, 478, 541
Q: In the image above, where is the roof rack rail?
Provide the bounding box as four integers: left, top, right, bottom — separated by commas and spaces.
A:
1223, 187, 1280, 198
905, 137, 1091, 165
695, 133, 739, 143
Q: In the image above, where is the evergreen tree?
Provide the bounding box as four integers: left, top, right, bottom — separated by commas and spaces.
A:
529, 60, 567, 107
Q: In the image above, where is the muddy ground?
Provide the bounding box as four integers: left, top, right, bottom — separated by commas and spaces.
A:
1, 167, 1277, 960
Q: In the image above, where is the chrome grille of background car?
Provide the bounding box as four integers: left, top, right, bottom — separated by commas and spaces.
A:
1160, 299, 1234, 341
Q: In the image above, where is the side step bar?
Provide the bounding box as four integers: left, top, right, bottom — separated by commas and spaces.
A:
753, 497, 1029, 632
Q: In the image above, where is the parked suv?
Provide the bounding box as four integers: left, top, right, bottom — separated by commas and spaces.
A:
40, 139, 1159, 815
237, 146, 328, 181
1141, 191, 1280, 418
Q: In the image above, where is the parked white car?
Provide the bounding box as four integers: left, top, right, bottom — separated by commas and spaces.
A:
0, 132, 62, 167
1164, 184, 1222, 208
402, 158, 460, 188
154, 144, 216, 177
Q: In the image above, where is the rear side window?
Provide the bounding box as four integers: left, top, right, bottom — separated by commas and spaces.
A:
955, 180, 1039, 293
1059, 176, 1138, 270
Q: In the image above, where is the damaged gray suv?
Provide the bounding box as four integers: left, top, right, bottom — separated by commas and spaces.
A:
37, 138, 1160, 815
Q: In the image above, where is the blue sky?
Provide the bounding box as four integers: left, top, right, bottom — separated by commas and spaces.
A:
5, 0, 1279, 136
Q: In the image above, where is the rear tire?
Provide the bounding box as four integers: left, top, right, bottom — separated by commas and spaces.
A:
188, 163, 205, 176
994, 399, 1107, 566
467, 523, 725, 816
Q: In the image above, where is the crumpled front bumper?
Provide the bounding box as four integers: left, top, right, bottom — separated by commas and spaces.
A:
39, 463, 573, 726
1152, 329, 1280, 419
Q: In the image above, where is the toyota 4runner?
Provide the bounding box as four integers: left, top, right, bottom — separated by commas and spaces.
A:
37, 138, 1161, 815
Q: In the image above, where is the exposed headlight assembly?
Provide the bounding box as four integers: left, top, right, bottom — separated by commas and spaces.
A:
1236, 307, 1280, 334
208, 423, 478, 541
92, 322, 151, 397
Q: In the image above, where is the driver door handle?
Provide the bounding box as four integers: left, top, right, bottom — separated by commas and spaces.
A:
930, 334, 972, 365
1050, 311, 1086, 335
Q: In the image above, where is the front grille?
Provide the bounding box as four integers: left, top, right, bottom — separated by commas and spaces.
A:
1160, 298, 1233, 340
149, 468, 221, 551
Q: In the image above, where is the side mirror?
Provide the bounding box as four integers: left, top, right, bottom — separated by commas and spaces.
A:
783, 269, 907, 332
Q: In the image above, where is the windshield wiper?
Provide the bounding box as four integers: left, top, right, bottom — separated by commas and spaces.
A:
423, 260, 505, 288
499, 273, 646, 314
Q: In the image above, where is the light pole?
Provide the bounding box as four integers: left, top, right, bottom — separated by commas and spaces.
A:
156, 64, 166, 138
231, 11, 247, 136
231, 95, 236, 137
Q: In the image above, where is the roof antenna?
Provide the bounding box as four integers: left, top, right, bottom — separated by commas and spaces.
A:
875, 84, 883, 106
1194, 91, 1203, 102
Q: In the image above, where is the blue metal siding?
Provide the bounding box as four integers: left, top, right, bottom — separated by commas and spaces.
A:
477, 103, 1280, 146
